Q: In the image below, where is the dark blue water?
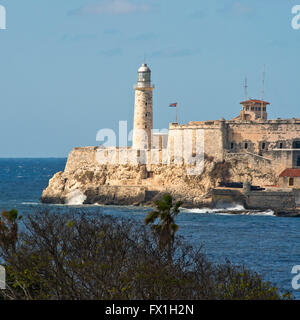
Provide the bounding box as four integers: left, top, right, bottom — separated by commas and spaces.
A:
0, 158, 300, 299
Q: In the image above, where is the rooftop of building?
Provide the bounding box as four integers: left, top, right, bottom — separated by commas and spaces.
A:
168, 118, 300, 130
240, 99, 270, 105
279, 169, 300, 178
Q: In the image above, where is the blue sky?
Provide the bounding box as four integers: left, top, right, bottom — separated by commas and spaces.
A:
0, 0, 299, 157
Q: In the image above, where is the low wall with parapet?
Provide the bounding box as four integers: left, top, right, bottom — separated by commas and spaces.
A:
212, 188, 296, 210
245, 190, 296, 210
65, 147, 98, 172
211, 189, 245, 208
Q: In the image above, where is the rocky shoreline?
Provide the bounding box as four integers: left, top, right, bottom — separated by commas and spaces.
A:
41, 147, 282, 212
41, 178, 212, 209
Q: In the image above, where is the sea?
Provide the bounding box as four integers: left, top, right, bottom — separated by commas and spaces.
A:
0, 158, 300, 299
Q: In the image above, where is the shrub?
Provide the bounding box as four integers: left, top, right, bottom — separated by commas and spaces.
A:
0, 209, 292, 300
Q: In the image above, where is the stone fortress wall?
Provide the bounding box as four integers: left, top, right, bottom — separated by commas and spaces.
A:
43, 144, 278, 208
66, 116, 300, 180
166, 118, 300, 175
226, 119, 300, 153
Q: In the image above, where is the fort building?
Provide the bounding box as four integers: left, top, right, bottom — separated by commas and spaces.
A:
41, 63, 300, 210
95, 63, 300, 183
279, 169, 300, 188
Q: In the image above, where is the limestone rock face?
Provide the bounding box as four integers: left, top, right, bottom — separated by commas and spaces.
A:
41, 171, 66, 204
41, 148, 278, 208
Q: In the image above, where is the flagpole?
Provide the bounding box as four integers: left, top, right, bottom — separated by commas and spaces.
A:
169, 103, 178, 123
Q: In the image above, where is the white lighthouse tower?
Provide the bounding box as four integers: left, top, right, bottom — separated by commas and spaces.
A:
132, 63, 154, 150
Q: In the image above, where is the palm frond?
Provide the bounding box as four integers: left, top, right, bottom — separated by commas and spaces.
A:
144, 211, 160, 225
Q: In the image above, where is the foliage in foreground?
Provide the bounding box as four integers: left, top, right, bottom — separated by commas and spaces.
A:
145, 194, 183, 261
0, 209, 292, 300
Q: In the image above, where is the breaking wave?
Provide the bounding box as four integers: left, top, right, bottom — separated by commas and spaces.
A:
66, 190, 87, 205
182, 204, 274, 216
21, 202, 40, 206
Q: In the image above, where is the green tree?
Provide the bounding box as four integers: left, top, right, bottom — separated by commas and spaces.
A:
0, 209, 291, 300
0, 209, 22, 255
144, 194, 183, 261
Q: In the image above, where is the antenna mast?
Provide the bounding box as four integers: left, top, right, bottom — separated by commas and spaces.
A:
244, 77, 248, 99
261, 65, 265, 120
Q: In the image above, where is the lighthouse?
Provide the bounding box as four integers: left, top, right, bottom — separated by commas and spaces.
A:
132, 63, 154, 150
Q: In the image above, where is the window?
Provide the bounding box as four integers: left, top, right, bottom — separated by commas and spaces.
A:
297, 157, 300, 167
230, 142, 234, 149
289, 178, 294, 186
147, 171, 154, 178
138, 72, 150, 82
262, 143, 266, 150
293, 141, 300, 149
244, 143, 248, 149
279, 143, 283, 149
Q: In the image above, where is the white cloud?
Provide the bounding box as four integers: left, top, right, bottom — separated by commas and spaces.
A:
150, 47, 200, 59
76, 0, 152, 15
232, 2, 252, 16
217, 1, 253, 17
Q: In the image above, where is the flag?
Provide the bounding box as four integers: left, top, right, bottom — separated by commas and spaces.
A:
169, 103, 178, 107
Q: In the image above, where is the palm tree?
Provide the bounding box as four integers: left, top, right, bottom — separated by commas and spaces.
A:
144, 194, 183, 262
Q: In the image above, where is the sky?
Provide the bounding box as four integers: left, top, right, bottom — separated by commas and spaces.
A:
0, 0, 300, 157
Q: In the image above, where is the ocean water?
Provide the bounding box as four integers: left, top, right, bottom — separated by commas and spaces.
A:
0, 158, 300, 299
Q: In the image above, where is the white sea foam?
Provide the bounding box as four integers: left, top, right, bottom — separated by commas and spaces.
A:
221, 204, 245, 211
66, 190, 87, 205
21, 202, 39, 206
246, 209, 274, 216
92, 203, 106, 207
182, 203, 245, 214
182, 204, 274, 217
182, 208, 222, 214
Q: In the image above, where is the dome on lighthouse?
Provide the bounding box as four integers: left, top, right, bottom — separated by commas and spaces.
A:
138, 63, 151, 73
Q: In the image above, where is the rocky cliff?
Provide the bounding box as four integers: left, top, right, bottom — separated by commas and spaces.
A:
41, 147, 278, 208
